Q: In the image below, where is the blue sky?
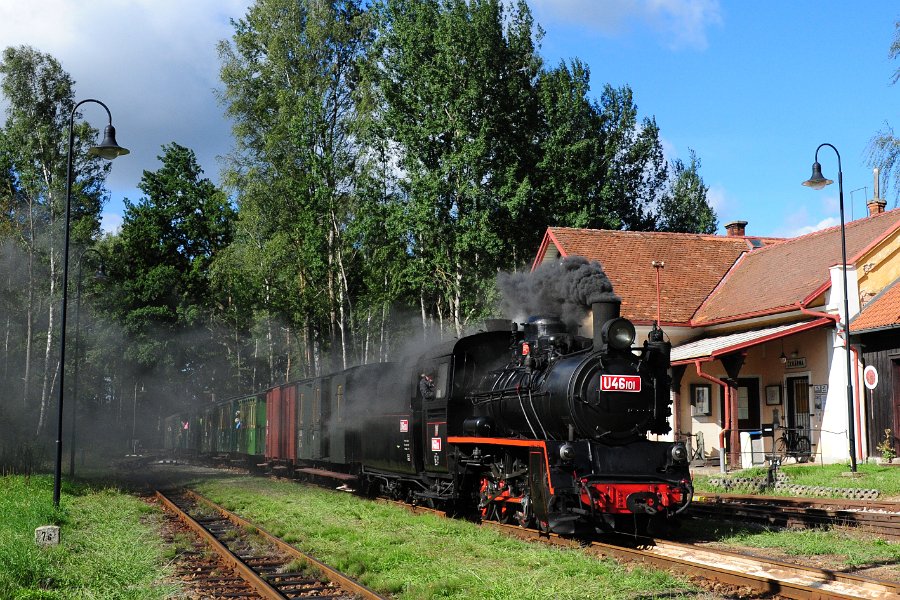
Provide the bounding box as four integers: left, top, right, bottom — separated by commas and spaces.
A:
2, 1, 898, 239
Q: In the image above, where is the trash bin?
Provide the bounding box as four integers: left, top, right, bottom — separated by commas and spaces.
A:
740, 430, 765, 469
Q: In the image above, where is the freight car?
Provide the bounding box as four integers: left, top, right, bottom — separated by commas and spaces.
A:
165, 297, 692, 535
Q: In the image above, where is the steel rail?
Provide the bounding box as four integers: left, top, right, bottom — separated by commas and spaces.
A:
485, 522, 900, 600
183, 489, 387, 600
156, 490, 284, 600
690, 493, 900, 540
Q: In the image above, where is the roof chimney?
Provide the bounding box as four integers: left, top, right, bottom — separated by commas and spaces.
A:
868, 168, 886, 216
724, 220, 748, 237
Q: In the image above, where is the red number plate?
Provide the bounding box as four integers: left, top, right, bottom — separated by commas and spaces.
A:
600, 375, 642, 392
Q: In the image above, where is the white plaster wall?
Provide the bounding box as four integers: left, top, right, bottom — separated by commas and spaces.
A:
818, 265, 863, 463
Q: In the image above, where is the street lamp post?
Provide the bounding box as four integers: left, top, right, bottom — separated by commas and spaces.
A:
68, 247, 105, 477
801, 142, 857, 473
54, 99, 128, 507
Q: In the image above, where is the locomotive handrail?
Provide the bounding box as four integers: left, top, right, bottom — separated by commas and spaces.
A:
468, 389, 550, 406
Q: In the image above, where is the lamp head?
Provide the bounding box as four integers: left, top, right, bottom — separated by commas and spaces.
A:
94, 263, 108, 281
802, 161, 832, 190
88, 124, 129, 160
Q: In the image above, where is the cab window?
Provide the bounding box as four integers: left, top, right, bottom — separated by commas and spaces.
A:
435, 362, 450, 399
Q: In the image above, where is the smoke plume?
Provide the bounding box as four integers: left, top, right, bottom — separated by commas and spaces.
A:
496, 256, 619, 329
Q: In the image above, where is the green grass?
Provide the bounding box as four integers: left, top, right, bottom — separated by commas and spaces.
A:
195, 477, 701, 599
687, 519, 900, 570
0, 475, 176, 599
693, 462, 900, 497
687, 462, 900, 573
727, 528, 900, 568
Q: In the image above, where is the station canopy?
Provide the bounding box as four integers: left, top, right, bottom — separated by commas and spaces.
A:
670, 318, 833, 364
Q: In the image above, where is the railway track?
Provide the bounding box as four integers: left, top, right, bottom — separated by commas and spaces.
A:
382, 499, 900, 599
156, 489, 386, 599
688, 493, 900, 541
490, 521, 900, 599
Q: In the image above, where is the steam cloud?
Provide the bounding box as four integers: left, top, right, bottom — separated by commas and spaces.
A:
497, 256, 619, 328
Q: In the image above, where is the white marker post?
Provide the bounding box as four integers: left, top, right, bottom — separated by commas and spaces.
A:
35, 525, 60, 547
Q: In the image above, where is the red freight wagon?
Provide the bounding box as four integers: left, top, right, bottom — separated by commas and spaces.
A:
266, 383, 298, 463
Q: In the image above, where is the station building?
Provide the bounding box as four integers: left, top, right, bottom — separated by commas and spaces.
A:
532, 194, 900, 469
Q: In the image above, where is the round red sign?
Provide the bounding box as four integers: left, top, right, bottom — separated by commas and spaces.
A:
864, 365, 878, 390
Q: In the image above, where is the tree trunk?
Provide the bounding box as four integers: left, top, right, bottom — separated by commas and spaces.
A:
284, 325, 291, 382
252, 338, 259, 391
330, 208, 353, 370
36, 246, 58, 435
420, 291, 428, 341
453, 258, 463, 338
264, 278, 274, 385
23, 196, 35, 411
380, 300, 388, 363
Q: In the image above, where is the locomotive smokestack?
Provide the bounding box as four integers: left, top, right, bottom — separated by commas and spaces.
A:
592, 299, 621, 352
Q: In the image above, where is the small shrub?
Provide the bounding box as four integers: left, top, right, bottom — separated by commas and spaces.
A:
876, 429, 896, 462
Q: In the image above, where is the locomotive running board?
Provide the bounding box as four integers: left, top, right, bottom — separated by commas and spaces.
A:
296, 467, 357, 482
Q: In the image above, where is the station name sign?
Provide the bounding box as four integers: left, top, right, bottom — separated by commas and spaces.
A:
785, 357, 806, 370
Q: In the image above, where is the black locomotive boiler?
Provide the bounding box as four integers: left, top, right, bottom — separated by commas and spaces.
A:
165, 297, 692, 535
448, 298, 692, 534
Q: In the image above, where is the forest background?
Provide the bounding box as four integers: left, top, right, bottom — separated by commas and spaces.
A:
0, 0, 720, 466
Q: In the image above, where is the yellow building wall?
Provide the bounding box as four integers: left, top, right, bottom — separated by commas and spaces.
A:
676, 327, 830, 460
857, 229, 900, 304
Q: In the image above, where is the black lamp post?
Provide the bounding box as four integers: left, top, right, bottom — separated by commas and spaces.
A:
801, 142, 857, 473
54, 99, 128, 507
68, 247, 105, 477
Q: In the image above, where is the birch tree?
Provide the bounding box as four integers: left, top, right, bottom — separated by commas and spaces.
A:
0, 45, 109, 433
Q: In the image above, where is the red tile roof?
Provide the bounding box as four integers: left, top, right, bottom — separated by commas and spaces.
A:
693, 210, 900, 325
534, 227, 757, 324
850, 277, 900, 333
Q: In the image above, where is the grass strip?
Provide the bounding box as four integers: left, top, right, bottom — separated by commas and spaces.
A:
195, 476, 701, 600
0, 475, 176, 599
688, 518, 900, 571
693, 462, 900, 497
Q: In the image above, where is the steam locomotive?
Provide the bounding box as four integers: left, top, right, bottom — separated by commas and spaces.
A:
164, 297, 692, 535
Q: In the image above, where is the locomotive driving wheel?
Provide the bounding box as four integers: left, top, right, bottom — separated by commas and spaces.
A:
514, 493, 534, 528
478, 452, 531, 526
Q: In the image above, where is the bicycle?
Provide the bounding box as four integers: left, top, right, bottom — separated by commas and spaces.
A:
775, 426, 811, 463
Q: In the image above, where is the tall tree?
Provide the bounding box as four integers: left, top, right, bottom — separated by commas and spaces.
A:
868, 21, 900, 205
657, 150, 717, 234
533, 60, 607, 230
106, 143, 234, 405
375, 0, 543, 336
218, 0, 376, 373
0, 45, 110, 433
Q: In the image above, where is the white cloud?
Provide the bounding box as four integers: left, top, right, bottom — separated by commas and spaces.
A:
0, 0, 250, 197
100, 212, 123, 235
705, 184, 727, 213
530, 0, 722, 50
787, 217, 840, 238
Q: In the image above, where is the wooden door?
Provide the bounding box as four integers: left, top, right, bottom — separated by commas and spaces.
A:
891, 360, 900, 454
736, 377, 761, 431
786, 376, 810, 431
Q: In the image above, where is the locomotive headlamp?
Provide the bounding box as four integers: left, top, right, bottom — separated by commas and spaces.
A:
559, 443, 576, 462
602, 318, 636, 350
670, 443, 688, 464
